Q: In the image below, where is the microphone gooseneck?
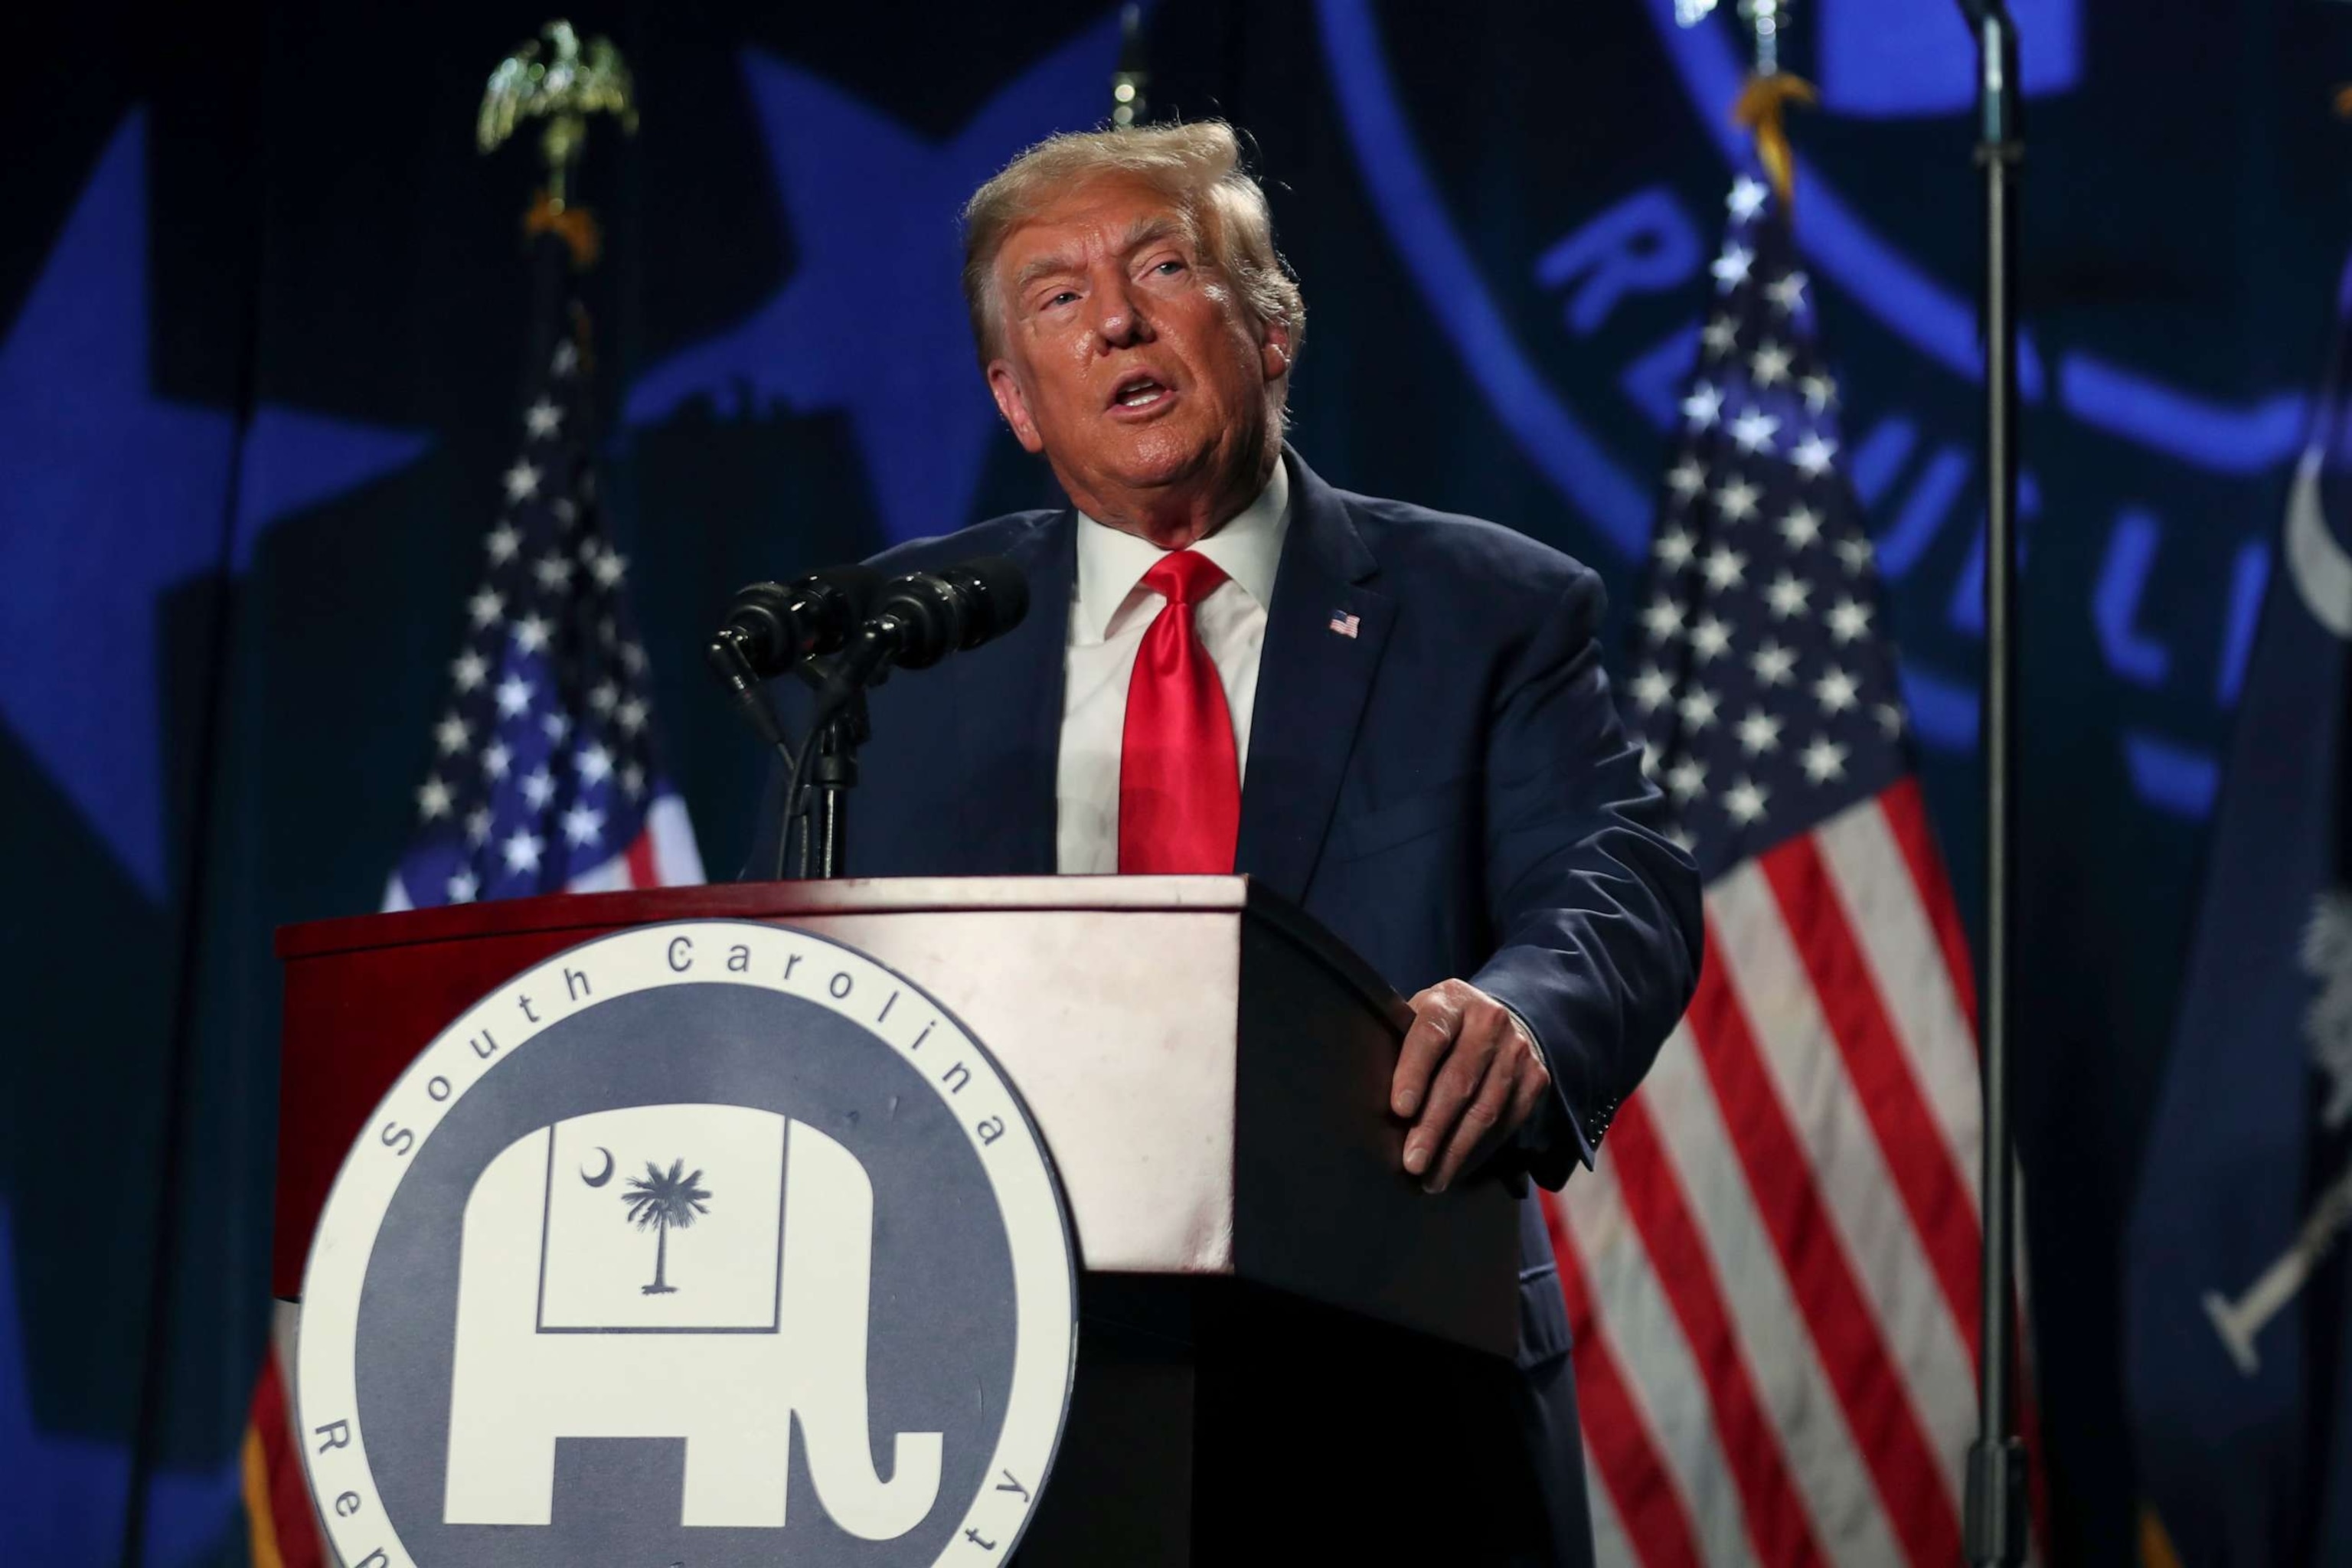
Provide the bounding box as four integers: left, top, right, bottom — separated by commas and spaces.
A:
778, 556, 1031, 879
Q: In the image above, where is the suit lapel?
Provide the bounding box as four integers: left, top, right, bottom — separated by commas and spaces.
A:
1236, 450, 1394, 902
955, 510, 1073, 875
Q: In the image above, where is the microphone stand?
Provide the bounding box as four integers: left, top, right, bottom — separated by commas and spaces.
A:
779, 658, 874, 880
1956, 2, 2027, 1563
800, 673, 869, 879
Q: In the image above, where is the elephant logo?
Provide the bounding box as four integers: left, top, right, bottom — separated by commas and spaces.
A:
296, 920, 1076, 1568
443, 1103, 942, 1537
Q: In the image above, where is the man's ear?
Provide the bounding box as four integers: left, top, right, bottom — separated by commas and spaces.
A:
1259, 315, 1295, 384
987, 361, 1046, 454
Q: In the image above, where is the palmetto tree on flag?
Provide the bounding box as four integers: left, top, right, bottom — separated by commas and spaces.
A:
622, 1158, 713, 1296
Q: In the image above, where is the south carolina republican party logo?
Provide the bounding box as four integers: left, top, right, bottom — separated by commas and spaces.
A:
296, 920, 1078, 1567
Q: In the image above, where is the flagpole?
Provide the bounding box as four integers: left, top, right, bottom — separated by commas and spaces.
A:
1956, 2, 2029, 1563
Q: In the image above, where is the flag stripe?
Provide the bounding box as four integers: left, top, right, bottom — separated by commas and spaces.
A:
1606, 1092, 1830, 1566
1813, 796, 1984, 1210
242, 1341, 324, 1568
1552, 1197, 1710, 1568
1759, 834, 1984, 1363
645, 792, 706, 884
1686, 898, 1965, 1566
1566, 1156, 1754, 1566
1588, 1445, 1639, 1568
1707, 861, 1978, 1440
1635, 1024, 1908, 1563
624, 821, 658, 887
1876, 779, 1977, 1027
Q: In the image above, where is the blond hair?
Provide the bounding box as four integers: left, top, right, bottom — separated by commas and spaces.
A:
960, 121, 1305, 378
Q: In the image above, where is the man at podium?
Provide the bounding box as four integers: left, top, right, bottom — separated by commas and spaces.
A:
753, 122, 1700, 1566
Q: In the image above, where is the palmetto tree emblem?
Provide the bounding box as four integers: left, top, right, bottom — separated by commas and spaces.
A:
620, 1158, 711, 1295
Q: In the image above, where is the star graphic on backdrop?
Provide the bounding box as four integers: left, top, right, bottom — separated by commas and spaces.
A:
0, 1206, 240, 1566
622, 14, 1130, 544
0, 112, 429, 897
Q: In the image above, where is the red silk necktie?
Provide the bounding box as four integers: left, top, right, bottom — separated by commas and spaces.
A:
1119, 550, 1240, 874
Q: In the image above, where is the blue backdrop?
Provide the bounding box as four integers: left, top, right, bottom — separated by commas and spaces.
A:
5, 1, 2350, 1562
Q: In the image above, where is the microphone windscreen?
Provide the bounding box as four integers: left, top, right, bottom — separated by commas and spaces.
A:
811, 563, 887, 620
958, 555, 1030, 637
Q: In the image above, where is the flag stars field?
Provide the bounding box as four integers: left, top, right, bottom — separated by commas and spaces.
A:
377, 302, 701, 918
1690, 615, 1733, 664
1702, 545, 1748, 593
1779, 505, 1823, 549
1684, 382, 1726, 430
1730, 407, 1781, 455
1713, 242, 1754, 290
1799, 736, 1851, 783
1643, 594, 1688, 643
1766, 572, 1812, 619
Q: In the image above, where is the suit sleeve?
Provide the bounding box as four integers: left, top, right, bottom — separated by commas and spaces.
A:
1468, 566, 1704, 1190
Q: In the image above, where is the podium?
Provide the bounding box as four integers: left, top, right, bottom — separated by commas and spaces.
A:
275, 877, 1523, 1563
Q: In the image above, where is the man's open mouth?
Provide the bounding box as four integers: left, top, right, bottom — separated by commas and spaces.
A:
1108, 374, 1173, 411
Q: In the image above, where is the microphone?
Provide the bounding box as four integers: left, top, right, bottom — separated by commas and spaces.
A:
712, 565, 886, 681
705, 564, 884, 771
833, 557, 1031, 686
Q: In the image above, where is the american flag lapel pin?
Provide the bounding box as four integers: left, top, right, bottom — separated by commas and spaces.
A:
1328, 609, 1361, 639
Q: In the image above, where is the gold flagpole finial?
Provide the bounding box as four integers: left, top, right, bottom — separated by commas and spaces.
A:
1726, 0, 1816, 209
479, 18, 638, 230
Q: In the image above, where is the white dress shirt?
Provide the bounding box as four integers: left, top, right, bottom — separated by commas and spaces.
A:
1054, 459, 1292, 874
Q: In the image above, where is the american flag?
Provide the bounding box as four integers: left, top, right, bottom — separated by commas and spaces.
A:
240, 239, 701, 1568
1547, 174, 2020, 1566
381, 312, 701, 910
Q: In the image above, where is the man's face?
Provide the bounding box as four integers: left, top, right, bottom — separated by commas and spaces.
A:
984, 174, 1289, 519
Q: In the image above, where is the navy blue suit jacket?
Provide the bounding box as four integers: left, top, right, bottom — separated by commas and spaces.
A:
748, 449, 1701, 1562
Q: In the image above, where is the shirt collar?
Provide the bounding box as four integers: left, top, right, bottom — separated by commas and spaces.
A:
1072, 456, 1291, 644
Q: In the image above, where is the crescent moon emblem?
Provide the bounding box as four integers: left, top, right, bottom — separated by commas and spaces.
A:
2286, 446, 2352, 641
580, 1146, 616, 1187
